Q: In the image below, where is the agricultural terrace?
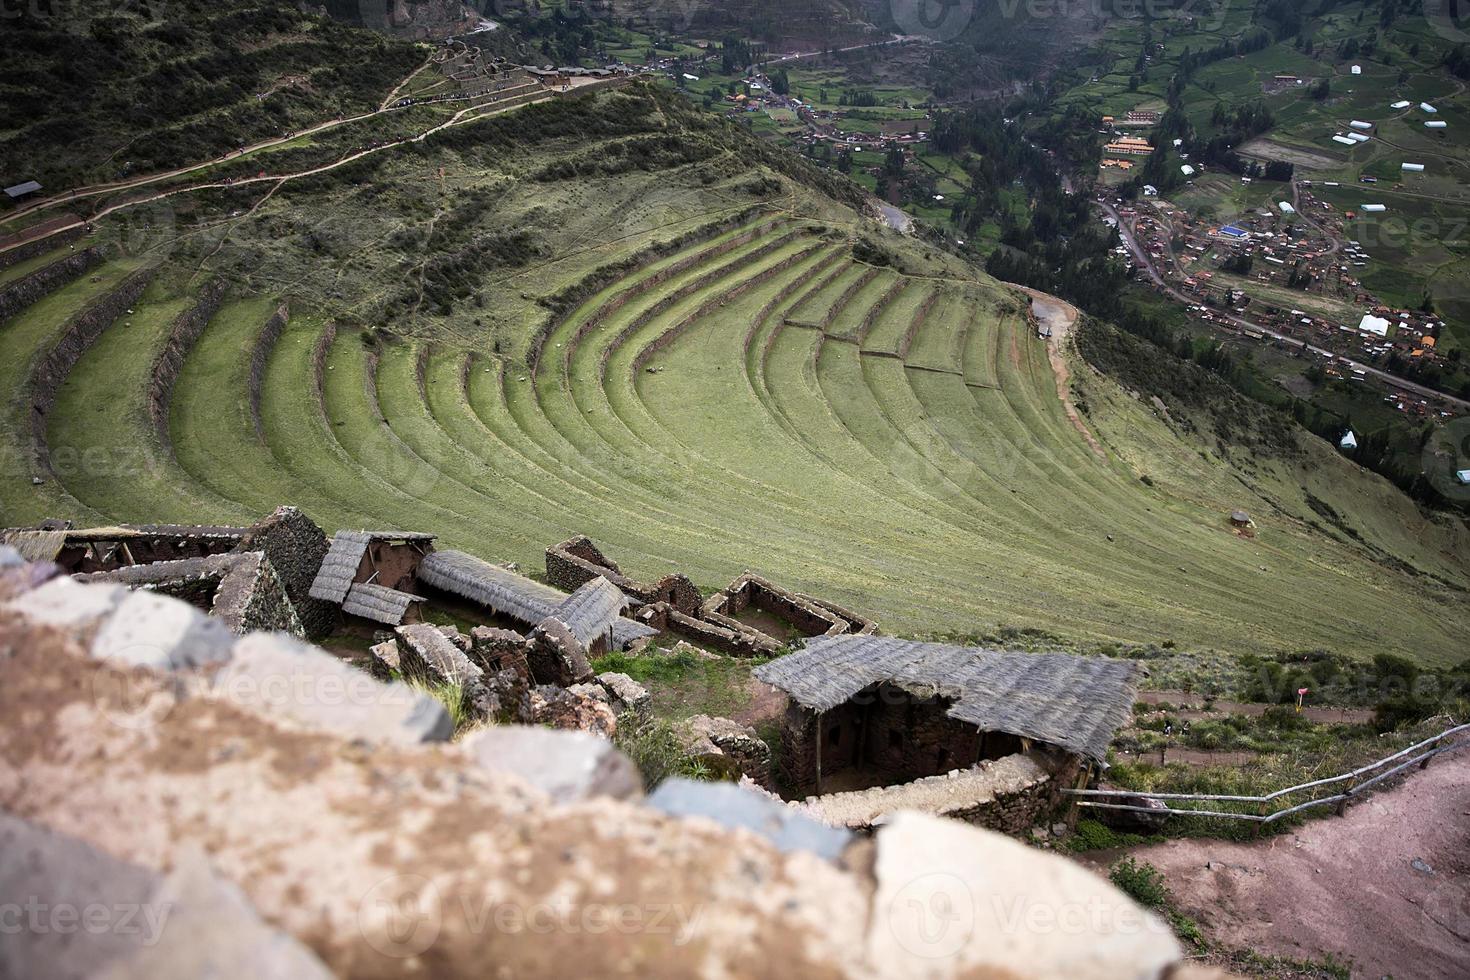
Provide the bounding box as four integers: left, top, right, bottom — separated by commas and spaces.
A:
5, 209, 1470, 663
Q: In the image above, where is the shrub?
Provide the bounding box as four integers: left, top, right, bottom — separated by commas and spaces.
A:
1109, 857, 1169, 909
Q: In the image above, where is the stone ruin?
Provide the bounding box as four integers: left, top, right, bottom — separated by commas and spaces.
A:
1, 506, 332, 638
548, 535, 875, 657
0, 549, 1215, 979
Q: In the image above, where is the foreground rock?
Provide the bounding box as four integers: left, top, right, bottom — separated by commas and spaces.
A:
0, 574, 1199, 978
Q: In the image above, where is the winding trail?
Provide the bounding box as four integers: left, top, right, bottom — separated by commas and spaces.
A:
1008, 284, 1105, 458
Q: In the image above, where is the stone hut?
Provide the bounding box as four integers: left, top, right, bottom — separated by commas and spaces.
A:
307, 529, 436, 628
755, 635, 1142, 799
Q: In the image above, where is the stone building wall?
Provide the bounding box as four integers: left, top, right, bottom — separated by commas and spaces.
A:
706, 573, 846, 638
220, 552, 305, 637
0, 246, 104, 322
26, 267, 156, 480
545, 536, 703, 615
237, 506, 334, 638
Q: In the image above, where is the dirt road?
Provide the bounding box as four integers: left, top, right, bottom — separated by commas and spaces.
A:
1008, 284, 1107, 458
1084, 749, 1470, 977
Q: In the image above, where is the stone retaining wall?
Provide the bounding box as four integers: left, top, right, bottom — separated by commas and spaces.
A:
147, 278, 228, 455
792, 752, 1065, 835
25, 266, 156, 479
616, 237, 817, 381
704, 572, 846, 640
0, 226, 82, 270
0, 246, 104, 322
596, 226, 802, 379
527, 210, 765, 374
247, 302, 289, 440
897, 289, 940, 360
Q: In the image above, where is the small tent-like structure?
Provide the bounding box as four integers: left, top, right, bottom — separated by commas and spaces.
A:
1340, 430, 1359, 451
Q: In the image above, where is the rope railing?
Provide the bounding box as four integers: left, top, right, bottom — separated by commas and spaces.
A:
1062, 722, 1469, 824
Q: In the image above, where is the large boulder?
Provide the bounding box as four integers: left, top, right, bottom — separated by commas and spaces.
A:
461, 727, 642, 803
0, 814, 331, 979
868, 812, 1181, 977
211, 634, 453, 744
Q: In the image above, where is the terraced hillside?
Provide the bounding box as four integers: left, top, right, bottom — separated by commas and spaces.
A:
5, 211, 1469, 663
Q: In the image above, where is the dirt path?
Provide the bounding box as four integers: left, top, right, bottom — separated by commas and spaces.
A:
1008, 284, 1106, 458
1082, 750, 1470, 978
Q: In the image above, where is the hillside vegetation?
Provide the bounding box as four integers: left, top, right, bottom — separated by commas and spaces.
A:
0, 0, 422, 189
1, 84, 1466, 663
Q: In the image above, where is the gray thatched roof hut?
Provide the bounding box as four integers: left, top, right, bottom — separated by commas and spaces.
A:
754, 635, 1142, 764
342, 582, 423, 626
417, 550, 654, 648
308, 529, 434, 604
550, 576, 629, 649
309, 531, 372, 603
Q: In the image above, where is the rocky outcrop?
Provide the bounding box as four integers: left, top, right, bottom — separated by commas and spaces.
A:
0, 567, 1197, 979
0, 245, 103, 322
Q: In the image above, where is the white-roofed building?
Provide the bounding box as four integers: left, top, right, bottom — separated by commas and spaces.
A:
1357, 314, 1391, 336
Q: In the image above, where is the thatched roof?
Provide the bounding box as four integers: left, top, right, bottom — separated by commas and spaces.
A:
418, 550, 655, 648
1, 529, 70, 563
551, 576, 629, 648
754, 635, 1143, 764
309, 531, 371, 603
343, 582, 422, 626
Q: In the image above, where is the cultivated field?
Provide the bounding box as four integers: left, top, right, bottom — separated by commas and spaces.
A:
5, 210, 1469, 662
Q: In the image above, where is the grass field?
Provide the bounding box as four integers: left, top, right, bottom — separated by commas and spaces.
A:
6, 208, 1469, 664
